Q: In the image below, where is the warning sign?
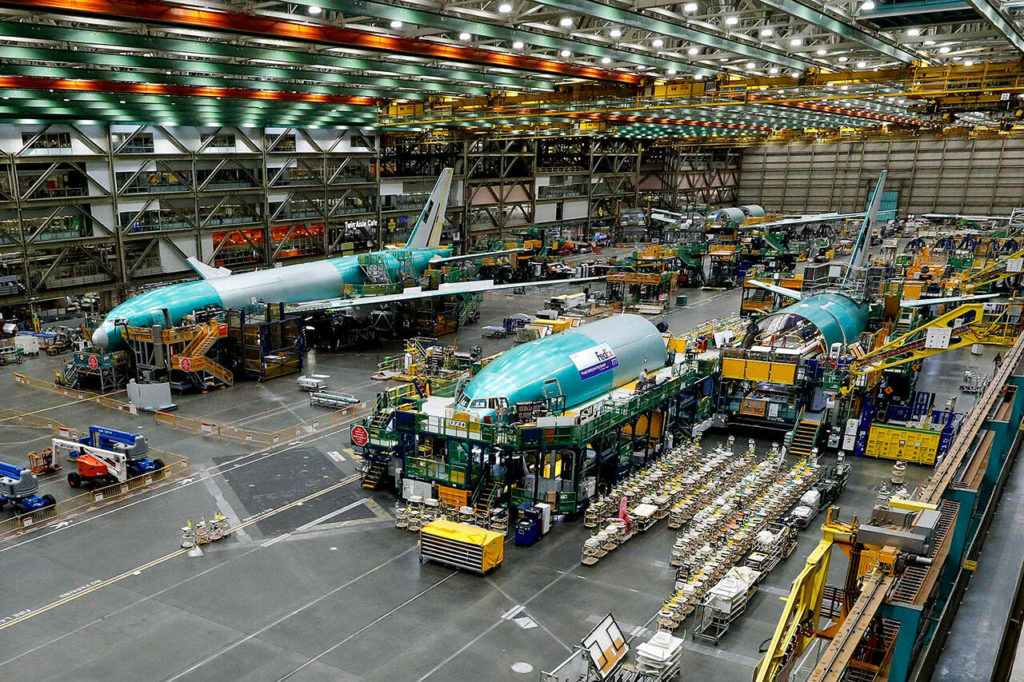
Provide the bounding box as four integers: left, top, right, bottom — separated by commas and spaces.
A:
351, 424, 369, 446
180, 357, 193, 372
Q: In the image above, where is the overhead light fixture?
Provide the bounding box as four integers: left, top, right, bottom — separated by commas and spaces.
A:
760, 27, 773, 37
684, 2, 698, 11
964, 59, 975, 66
906, 27, 921, 37
861, 0, 875, 9
719, 57, 729, 62
939, 46, 950, 54
512, 40, 524, 49
560, 49, 571, 57
746, 61, 756, 69
769, 67, 779, 74
307, 5, 321, 15
559, 16, 573, 27
667, 68, 677, 75
790, 37, 802, 46
687, 47, 699, 55
601, 56, 612, 64
652, 38, 664, 48
390, 19, 403, 29
498, 2, 512, 13
838, 56, 849, 63
857, 60, 867, 68
816, 48, 827, 55
694, 74, 704, 80
725, 16, 738, 26
610, 28, 622, 38
459, 32, 471, 40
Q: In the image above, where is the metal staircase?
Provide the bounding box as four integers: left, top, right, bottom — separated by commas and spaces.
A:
361, 460, 387, 490
789, 418, 821, 457
458, 293, 482, 326
369, 409, 392, 432
170, 320, 233, 389
474, 477, 503, 516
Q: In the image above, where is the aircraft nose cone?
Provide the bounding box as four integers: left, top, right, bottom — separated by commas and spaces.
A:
91, 327, 109, 349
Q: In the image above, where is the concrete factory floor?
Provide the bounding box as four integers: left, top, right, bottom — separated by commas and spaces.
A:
0, 280, 1010, 682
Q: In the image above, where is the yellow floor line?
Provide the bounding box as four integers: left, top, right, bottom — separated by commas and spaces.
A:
0, 473, 360, 632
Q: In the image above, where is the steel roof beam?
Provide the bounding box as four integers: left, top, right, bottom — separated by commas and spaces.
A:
756, 0, 923, 64
0, 75, 378, 106
961, 0, 1024, 55
0, 0, 639, 83
530, 0, 820, 70
0, 96, 375, 119
0, 38, 492, 98
0, 63, 400, 101
0, 20, 549, 92
289, 0, 717, 77
0, 111, 368, 127
0, 88, 370, 111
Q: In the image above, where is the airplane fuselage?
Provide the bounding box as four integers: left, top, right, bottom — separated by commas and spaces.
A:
92, 247, 450, 349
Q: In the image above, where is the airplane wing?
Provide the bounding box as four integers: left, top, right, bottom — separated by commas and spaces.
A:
899, 293, 999, 308
430, 248, 529, 264
286, 277, 605, 313
746, 279, 803, 301
922, 213, 1011, 222
186, 257, 232, 280
738, 212, 866, 230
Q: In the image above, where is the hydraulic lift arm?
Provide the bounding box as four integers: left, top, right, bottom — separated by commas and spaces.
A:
51, 438, 127, 482
851, 302, 1019, 375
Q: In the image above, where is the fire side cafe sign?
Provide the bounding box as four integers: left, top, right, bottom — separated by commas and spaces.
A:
570, 343, 619, 381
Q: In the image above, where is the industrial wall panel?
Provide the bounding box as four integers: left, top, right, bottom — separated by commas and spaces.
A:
739, 136, 1024, 216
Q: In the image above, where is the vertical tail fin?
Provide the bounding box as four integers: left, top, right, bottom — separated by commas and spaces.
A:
405, 168, 454, 250
848, 170, 887, 274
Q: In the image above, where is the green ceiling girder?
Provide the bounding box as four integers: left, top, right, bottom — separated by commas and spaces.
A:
301, 0, 717, 77
0, 39, 491, 98
1, 63, 401, 101
0, 90, 376, 127
0, 21, 548, 92
0, 100, 376, 120
531, 0, 820, 71
755, 0, 922, 64
0, 112, 364, 128
0, 89, 369, 113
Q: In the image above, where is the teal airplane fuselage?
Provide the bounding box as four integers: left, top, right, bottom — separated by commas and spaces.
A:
91, 247, 450, 349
